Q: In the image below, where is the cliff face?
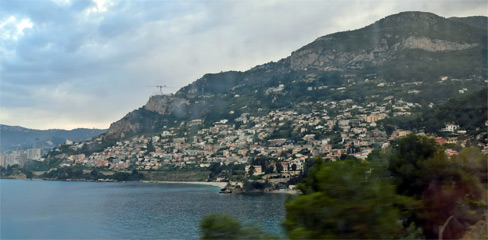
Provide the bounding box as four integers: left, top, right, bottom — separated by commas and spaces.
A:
105, 117, 136, 139
400, 36, 478, 52
289, 35, 479, 71
144, 95, 190, 116
290, 12, 485, 71
105, 95, 192, 139
144, 95, 174, 114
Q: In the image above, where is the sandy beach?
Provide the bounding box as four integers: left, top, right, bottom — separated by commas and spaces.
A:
269, 189, 300, 194
142, 181, 228, 188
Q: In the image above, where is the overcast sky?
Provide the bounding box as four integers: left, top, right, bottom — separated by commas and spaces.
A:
1, 0, 486, 130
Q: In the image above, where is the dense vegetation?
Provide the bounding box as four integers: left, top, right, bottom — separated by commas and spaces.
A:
201, 214, 279, 240
0, 164, 144, 182
381, 88, 488, 136
200, 135, 487, 239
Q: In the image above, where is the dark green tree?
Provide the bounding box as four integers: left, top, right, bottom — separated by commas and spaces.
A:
276, 164, 283, 173
388, 134, 437, 197
387, 135, 487, 239
90, 169, 100, 179
146, 140, 155, 153
200, 214, 278, 240
247, 165, 255, 178
208, 162, 223, 180
284, 159, 416, 239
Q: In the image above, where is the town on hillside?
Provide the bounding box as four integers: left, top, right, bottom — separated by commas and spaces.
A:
3, 89, 485, 192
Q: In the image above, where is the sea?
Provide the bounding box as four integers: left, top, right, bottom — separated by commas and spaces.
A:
0, 179, 289, 239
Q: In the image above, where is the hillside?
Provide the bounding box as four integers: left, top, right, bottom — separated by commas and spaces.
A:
380, 88, 488, 136
449, 16, 488, 30
104, 11, 487, 140
0, 125, 106, 152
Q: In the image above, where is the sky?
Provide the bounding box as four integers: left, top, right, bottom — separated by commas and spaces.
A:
1, 0, 486, 130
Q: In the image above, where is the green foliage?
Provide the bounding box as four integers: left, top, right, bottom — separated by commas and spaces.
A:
42, 167, 84, 180
197, 137, 487, 239
387, 135, 487, 239
200, 214, 279, 240
381, 88, 488, 135
39, 167, 143, 182
451, 146, 488, 184
247, 166, 255, 178
208, 162, 224, 180
284, 158, 416, 239
398, 223, 425, 240
388, 134, 438, 197
0, 164, 29, 178
22, 159, 55, 171
242, 179, 270, 191
146, 140, 155, 153
20, 168, 33, 179
252, 156, 274, 172
111, 170, 144, 181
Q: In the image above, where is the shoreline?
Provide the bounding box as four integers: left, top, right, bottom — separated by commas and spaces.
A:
141, 180, 228, 188
1, 178, 299, 194
269, 189, 299, 194
1, 177, 228, 189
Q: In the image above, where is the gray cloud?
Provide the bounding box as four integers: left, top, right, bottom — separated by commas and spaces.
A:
0, 0, 486, 129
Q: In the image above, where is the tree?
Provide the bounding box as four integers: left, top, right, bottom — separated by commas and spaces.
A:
416, 152, 486, 239
208, 162, 223, 180
276, 163, 283, 173
451, 146, 488, 184
146, 140, 155, 153
387, 135, 487, 239
200, 214, 278, 240
388, 134, 437, 197
291, 164, 297, 171
200, 214, 241, 239
247, 165, 255, 177
90, 169, 100, 179
284, 159, 416, 239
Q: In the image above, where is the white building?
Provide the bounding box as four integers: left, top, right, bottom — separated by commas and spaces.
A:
27, 148, 41, 160
442, 123, 460, 133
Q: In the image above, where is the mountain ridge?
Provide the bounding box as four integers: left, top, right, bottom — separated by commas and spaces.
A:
0, 124, 107, 152
104, 11, 487, 140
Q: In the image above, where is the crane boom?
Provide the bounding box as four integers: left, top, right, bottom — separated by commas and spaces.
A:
149, 85, 169, 95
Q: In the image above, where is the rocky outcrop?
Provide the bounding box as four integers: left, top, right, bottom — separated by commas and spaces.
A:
143, 95, 190, 116
290, 35, 478, 71
289, 12, 484, 72
144, 95, 174, 114
289, 37, 391, 71
105, 116, 137, 139
105, 94, 191, 139
399, 36, 478, 52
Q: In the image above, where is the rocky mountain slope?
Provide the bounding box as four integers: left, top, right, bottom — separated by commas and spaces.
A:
105, 11, 487, 140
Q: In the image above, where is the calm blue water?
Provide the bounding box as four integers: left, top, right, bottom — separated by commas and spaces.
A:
1, 179, 289, 239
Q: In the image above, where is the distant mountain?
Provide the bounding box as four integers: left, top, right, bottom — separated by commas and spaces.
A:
0, 125, 106, 152
104, 11, 487, 140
